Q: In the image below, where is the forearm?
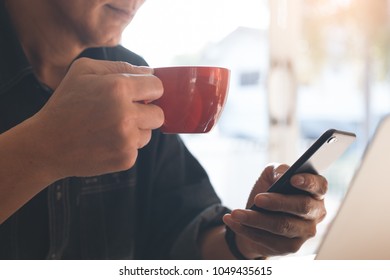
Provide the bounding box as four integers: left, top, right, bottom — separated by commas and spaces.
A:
0, 117, 58, 224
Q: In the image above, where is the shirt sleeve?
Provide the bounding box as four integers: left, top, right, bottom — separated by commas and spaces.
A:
169, 204, 230, 259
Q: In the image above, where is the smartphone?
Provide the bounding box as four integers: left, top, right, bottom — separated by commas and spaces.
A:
252, 129, 356, 205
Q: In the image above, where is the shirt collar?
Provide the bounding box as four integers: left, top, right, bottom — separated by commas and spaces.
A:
79, 47, 109, 61
0, 1, 33, 94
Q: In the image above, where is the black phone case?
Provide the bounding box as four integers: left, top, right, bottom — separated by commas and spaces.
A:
251, 129, 356, 211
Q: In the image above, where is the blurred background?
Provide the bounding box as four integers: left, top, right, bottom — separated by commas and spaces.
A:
123, 0, 390, 256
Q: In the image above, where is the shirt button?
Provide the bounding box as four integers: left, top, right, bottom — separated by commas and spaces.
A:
56, 191, 62, 200
55, 185, 62, 200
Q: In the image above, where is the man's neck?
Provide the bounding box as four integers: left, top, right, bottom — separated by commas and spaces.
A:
5, 0, 86, 89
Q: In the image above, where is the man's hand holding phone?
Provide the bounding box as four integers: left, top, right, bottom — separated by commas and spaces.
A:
223, 129, 355, 259
223, 164, 328, 259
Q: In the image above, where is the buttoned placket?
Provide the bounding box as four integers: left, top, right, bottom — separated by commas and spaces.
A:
46, 179, 71, 260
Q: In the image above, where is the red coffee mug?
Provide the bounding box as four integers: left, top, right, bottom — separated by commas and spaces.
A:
153, 66, 230, 133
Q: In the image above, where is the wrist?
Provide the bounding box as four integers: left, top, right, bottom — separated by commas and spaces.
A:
13, 116, 63, 184
225, 226, 266, 260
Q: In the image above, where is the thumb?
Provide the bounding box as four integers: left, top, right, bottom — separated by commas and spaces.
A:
70, 57, 153, 76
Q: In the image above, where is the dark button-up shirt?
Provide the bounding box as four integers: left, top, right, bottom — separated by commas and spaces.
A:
0, 3, 229, 259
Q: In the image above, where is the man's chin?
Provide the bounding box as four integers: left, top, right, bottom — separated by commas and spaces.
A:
91, 36, 122, 48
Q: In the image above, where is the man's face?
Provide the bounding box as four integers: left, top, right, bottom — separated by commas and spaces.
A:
48, 0, 146, 46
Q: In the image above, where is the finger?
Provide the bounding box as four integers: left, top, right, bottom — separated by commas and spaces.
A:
72, 57, 154, 75
133, 102, 164, 130
224, 214, 305, 255
230, 208, 317, 238
246, 163, 287, 208
101, 73, 163, 103
273, 164, 289, 181
290, 173, 328, 199
127, 74, 164, 103
128, 75, 164, 103
254, 193, 327, 221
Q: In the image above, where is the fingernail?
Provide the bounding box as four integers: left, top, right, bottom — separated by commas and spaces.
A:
231, 210, 247, 222
274, 172, 282, 180
292, 175, 305, 186
274, 165, 288, 179
255, 194, 270, 206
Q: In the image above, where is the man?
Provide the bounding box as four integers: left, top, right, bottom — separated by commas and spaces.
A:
0, 0, 327, 259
